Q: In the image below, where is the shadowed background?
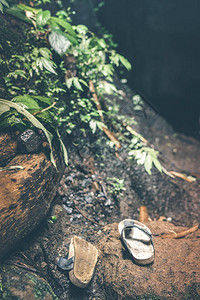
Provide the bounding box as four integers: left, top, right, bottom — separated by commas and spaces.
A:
96, 0, 200, 139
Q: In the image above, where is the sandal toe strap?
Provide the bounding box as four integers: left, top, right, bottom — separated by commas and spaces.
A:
57, 255, 74, 271
121, 220, 155, 253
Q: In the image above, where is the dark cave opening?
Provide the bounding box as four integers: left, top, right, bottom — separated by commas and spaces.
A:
97, 0, 200, 140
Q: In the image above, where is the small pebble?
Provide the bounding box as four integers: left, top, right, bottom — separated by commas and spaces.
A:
62, 205, 73, 214
105, 199, 112, 206
85, 195, 93, 203
82, 178, 92, 187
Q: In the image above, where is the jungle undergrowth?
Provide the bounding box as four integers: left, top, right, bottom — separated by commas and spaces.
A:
0, 0, 166, 177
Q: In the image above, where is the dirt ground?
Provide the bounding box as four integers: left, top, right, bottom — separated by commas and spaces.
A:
1, 80, 200, 299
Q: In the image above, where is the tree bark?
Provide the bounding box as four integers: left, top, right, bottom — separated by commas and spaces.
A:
0, 133, 64, 260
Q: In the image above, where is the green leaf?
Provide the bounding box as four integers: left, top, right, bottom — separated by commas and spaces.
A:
98, 81, 117, 94
56, 129, 68, 165
51, 215, 57, 221
152, 157, 163, 173
47, 18, 60, 30
50, 17, 76, 37
31, 95, 54, 106
98, 39, 107, 49
36, 111, 57, 131
12, 95, 40, 109
65, 33, 78, 45
12, 70, 27, 79
17, 4, 38, 13
0, 99, 57, 168
49, 30, 71, 55
6, 5, 32, 23
0, 0, 8, 12
137, 151, 146, 165
35, 57, 43, 70
40, 57, 57, 74
110, 52, 120, 66
96, 120, 105, 131
144, 153, 152, 175
89, 119, 97, 134
75, 24, 88, 35
1, 0, 9, 7
36, 10, 51, 27
66, 78, 73, 89
39, 47, 52, 58
79, 79, 88, 87
0, 104, 10, 116
118, 55, 132, 71
73, 77, 83, 91
0, 111, 21, 128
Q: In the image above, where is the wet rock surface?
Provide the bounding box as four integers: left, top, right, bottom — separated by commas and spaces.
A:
17, 129, 43, 154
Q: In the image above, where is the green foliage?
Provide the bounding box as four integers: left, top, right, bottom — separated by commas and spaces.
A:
1, 2, 165, 175
0, 0, 9, 13
132, 94, 143, 111
49, 30, 71, 55
0, 97, 68, 168
107, 177, 126, 198
94, 1, 105, 12
0, 98, 56, 167
1, 45, 57, 99
48, 215, 57, 223
128, 137, 163, 175
67, 24, 131, 94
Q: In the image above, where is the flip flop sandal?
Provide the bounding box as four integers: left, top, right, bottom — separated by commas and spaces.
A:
118, 219, 155, 265
57, 236, 98, 288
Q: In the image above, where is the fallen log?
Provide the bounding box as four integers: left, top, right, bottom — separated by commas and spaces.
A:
0, 136, 64, 260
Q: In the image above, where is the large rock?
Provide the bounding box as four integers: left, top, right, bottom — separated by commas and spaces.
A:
97, 221, 200, 299
0, 132, 18, 167
0, 132, 65, 260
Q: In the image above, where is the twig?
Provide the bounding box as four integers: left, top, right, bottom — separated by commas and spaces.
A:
125, 123, 149, 145
22, 102, 57, 122
139, 205, 152, 223
99, 180, 108, 199
33, 102, 56, 116
167, 171, 196, 183
102, 127, 121, 148
10, 261, 37, 273
89, 80, 121, 148
159, 223, 199, 239
73, 200, 104, 227
89, 80, 104, 122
